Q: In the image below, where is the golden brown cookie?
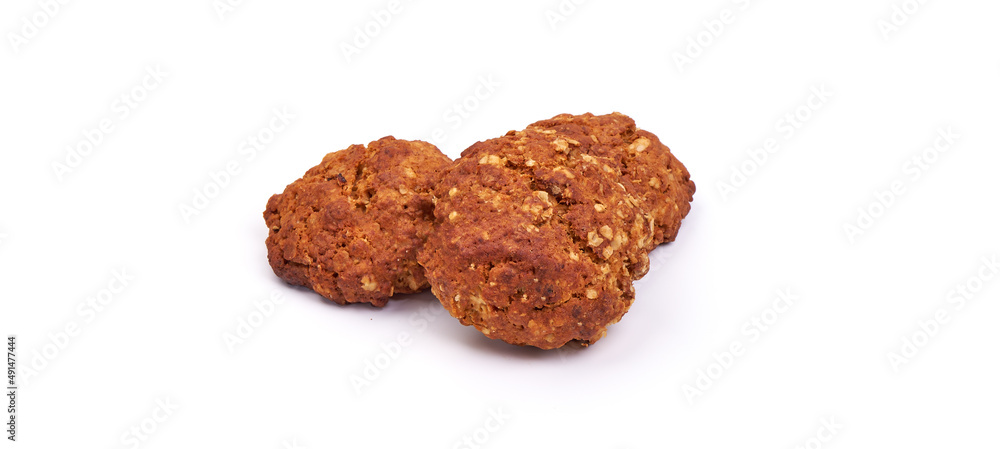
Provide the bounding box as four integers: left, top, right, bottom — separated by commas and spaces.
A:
418, 112, 695, 349
264, 137, 451, 307
529, 113, 696, 245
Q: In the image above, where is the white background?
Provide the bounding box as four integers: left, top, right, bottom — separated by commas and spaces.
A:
2, 0, 999, 447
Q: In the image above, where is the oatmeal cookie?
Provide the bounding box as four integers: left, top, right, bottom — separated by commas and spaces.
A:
264, 137, 451, 307
419, 113, 695, 349
418, 125, 661, 349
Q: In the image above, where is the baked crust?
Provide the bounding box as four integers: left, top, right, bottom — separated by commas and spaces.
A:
531, 113, 696, 245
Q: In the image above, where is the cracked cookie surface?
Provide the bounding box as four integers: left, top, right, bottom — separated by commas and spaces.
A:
264, 137, 451, 307
418, 116, 680, 349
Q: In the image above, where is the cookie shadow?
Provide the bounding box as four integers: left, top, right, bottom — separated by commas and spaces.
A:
456, 329, 590, 362
282, 282, 408, 312
274, 279, 591, 361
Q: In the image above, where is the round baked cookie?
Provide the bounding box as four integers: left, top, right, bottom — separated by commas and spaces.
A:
264, 137, 451, 307
528, 113, 696, 245
418, 125, 661, 349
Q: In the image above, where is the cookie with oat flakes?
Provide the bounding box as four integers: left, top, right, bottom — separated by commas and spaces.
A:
264, 137, 451, 307
418, 122, 662, 349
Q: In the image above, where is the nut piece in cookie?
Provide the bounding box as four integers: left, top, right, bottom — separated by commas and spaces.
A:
418, 125, 660, 349
264, 137, 451, 307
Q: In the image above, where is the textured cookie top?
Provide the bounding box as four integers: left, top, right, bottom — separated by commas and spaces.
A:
419, 124, 659, 349
528, 113, 696, 245
264, 137, 451, 307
